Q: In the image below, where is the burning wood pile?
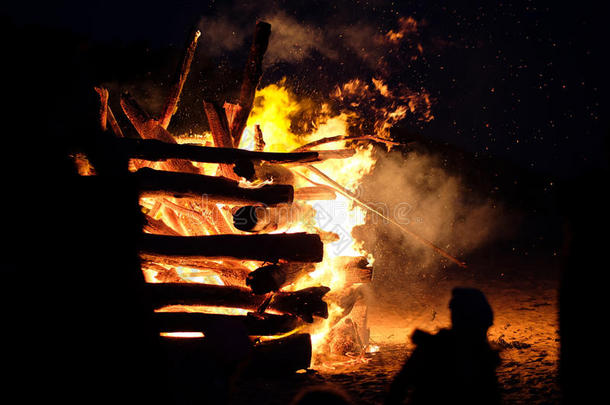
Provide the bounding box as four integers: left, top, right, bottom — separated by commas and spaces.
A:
77, 21, 392, 373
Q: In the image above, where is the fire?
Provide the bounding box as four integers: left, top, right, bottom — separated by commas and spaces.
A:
143, 82, 379, 365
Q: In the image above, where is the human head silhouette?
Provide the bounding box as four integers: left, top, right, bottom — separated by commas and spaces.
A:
449, 287, 494, 336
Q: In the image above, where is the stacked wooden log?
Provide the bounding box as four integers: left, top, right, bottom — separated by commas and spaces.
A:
83, 21, 374, 374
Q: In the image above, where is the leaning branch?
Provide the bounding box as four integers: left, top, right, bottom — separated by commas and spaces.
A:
159, 30, 201, 129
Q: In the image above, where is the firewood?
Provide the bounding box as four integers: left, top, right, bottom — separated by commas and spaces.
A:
115, 137, 353, 165
246, 262, 316, 294
254, 124, 266, 151
120, 92, 200, 174
143, 214, 182, 236
246, 333, 311, 374
292, 134, 400, 152
140, 232, 324, 263
202, 101, 237, 179
107, 106, 125, 138
159, 198, 217, 235
159, 30, 201, 129
223, 102, 242, 130
294, 186, 337, 200
160, 332, 312, 375
232, 203, 313, 233
134, 167, 294, 205
230, 21, 271, 145
94, 86, 109, 131
140, 252, 251, 285
153, 312, 300, 336
149, 283, 330, 322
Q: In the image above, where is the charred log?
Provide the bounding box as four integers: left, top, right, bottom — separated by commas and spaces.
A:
143, 214, 182, 236
246, 333, 311, 375
115, 138, 351, 165
231, 21, 271, 146
246, 262, 316, 294
149, 283, 330, 322
140, 232, 323, 263
140, 252, 251, 285
203, 101, 237, 179
232, 204, 312, 233
159, 30, 200, 129
154, 312, 300, 336
133, 167, 294, 205
294, 186, 337, 201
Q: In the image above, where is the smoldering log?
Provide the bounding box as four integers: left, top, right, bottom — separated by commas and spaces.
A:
133, 167, 294, 205
120, 92, 200, 174
232, 204, 313, 233
140, 252, 251, 286
143, 214, 182, 236
154, 312, 300, 336
149, 283, 330, 322
203, 101, 237, 179
94, 87, 109, 131
246, 333, 312, 375
140, 232, 323, 263
254, 124, 266, 151
230, 21, 271, 146
246, 262, 316, 295
159, 30, 201, 129
292, 134, 400, 152
294, 186, 337, 200
120, 92, 176, 143
115, 138, 353, 165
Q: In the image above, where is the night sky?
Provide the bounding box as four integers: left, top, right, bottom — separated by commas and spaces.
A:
2, 0, 606, 180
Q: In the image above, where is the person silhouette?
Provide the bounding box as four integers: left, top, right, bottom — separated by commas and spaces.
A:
385, 287, 501, 405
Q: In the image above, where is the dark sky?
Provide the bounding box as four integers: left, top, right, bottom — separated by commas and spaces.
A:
2, 0, 607, 180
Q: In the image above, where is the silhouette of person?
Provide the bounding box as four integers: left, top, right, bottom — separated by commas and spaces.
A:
385, 287, 501, 405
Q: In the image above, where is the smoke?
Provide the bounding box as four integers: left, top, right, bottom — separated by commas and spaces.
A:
356, 149, 507, 276
197, 8, 421, 67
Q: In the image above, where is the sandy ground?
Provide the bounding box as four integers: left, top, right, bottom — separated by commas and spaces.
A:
229, 252, 561, 404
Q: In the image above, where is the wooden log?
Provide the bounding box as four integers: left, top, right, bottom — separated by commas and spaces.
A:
94, 87, 109, 131
107, 105, 125, 138
254, 124, 266, 151
115, 137, 353, 164
140, 232, 323, 263
143, 214, 182, 236
246, 333, 311, 374
140, 252, 251, 286
120, 92, 200, 174
246, 262, 316, 295
232, 203, 312, 233
154, 312, 300, 336
120, 92, 175, 143
223, 102, 242, 131
160, 332, 311, 376
292, 134, 399, 152
294, 186, 337, 201
133, 167, 294, 205
202, 101, 237, 179
159, 30, 201, 129
149, 283, 330, 322
230, 21, 271, 146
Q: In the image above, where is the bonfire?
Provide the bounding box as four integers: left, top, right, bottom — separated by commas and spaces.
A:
76, 20, 463, 372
